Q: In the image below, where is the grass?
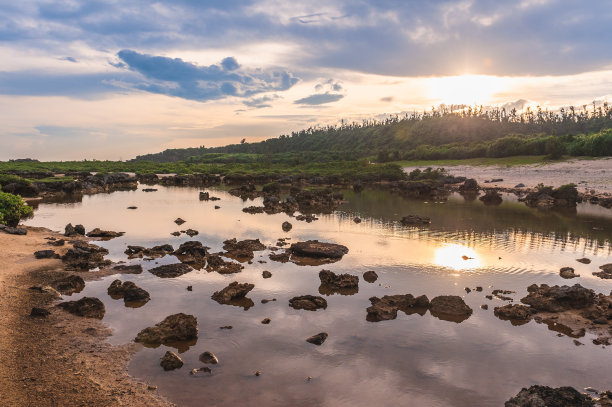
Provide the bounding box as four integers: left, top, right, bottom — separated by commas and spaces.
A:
391, 155, 590, 167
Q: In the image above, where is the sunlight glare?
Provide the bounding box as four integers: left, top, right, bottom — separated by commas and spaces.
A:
434, 243, 481, 271
426, 74, 506, 105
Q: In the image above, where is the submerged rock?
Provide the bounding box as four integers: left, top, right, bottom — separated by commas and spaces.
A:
576, 258, 591, 264
400, 215, 431, 225
289, 295, 328, 311
125, 244, 174, 259
494, 304, 532, 324
205, 254, 244, 274
173, 241, 208, 266
222, 238, 266, 261
505, 385, 594, 407
282, 221, 293, 232
112, 264, 143, 274
305, 332, 328, 345
289, 240, 348, 259
262, 270, 272, 279
57, 297, 105, 319
149, 263, 192, 278
593, 264, 612, 280
560, 267, 580, 279
363, 270, 378, 283
52, 275, 85, 295
429, 296, 472, 322
319, 269, 359, 289
107, 279, 150, 304
367, 294, 429, 322
135, 313, 198, 345
160, 351, 183, 371
86, 228, 124, 239
479, 189, 503, 205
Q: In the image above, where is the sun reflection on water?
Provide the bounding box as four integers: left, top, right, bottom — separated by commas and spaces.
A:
434, 243, 481, 271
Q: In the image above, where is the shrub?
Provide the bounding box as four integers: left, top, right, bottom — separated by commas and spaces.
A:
0, 192, 33, 227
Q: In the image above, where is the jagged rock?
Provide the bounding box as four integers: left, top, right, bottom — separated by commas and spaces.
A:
367, 294, 429, 322
107, 280, 150, 303
113, 264, 143, 274
222, 238, 266, 261
295, 214, 318, 222
211, 282, 255, 307
30, 307, 51, 317
64, 223, 85, 237
184, 229, 199, 237
560, 267, 579, 279
521, 284, 595, 312
125, 244, 174, 259
282, 221, 292, 232
505, 385, 594, 407
86, 228, 124, 239
319, 269, 358, 289
593, 264, 612, 279
576, 258, 591, 264
174, 218, 186, 225
289, 295, 327, 311
160, 351, 183, 371
52, 275, 85, 295
171, 231, 180, 236
289, 240, 348, 259
61, 241, 110, 270
199, 191, 210, 200
149, 263, 192, 278
305, 332, 328, 345
173, 241, 208, 265
479, 190, 503, 205
47, 238, 65, 246
205, 254, 244, 274
243, 206, 265, 214
135, 313, 198, 345
494, 304, 532, 322
400, 215, 431, 225
269, 252, 290, 263
34, 249, 58, 259
262, 270, 272, 279
199, 351, 219, 364
363, 270, 378, 283
429, 296, 473, 322
57, 297, 105, 319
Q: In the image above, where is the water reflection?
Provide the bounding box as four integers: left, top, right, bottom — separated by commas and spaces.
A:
23, 184, 612, 407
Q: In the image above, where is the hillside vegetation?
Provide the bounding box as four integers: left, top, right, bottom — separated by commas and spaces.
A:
132, 104, 612, 163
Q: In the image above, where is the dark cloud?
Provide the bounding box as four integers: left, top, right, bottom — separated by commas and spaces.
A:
243, 95, 280, 109
59, 56, 78, 63
116, 50, 298, 102
294, 93, 344, 105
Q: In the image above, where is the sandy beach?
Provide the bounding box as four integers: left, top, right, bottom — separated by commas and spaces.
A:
0, 227, 173, 407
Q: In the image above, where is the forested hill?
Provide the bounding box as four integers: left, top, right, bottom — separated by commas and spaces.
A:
132, 105, 612, 163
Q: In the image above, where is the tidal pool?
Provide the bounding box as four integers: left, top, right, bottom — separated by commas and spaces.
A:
25, 185, 612, 406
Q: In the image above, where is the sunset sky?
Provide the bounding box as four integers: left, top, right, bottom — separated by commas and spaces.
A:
1, 0, 612, 160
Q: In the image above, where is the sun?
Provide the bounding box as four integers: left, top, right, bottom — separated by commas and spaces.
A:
433, 243, 481, 271
426, 74, 506, 105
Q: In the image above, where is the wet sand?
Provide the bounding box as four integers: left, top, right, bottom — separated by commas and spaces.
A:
0, 227, 173, 407
404, 157, 612, 194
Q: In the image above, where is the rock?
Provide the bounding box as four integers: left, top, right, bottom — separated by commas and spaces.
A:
514, 183, 526, 188
86, 228, 124, 239
107, 280, 150, 303
363, 270, 378, 283
199, 351, 219, 364
113, 264, 143, 274
149, 263, 192, 278
127, 206, 137, 210
61, 241, 110, 270
459, 178, 479, 192
189, 367, 212, 376
305, 332, 328, 345
289, 240, 348, 259
142, 188, 158, 192
261, 318, 271, 324
30, 307, 50, 317
53, 275, 85, 295
366, 294, 429, 322
262, 270, 272, 279
211, 282, 255, 309
593, 264, 612, 279
576, 258, 591, 264
29, 285, 62, 299
481, 304, 488, 310
353, 182, 364, 192
174, 218, 186, 225
289, 295, 328, 311
64, 223, 85, 237
353, 217, 362, 223
34, 249, 58, 259
214, 205, 220, 209
184, 229, 199, 237
429, 295, 473, 322
125, 244, 174, 259
494, 304, 532, 323
295, 214, 318, 222
199, 191, 210, 200
222, 238, 266, 261
504, 385, 594, 407
261, 299, 276, 304
47, 238, 65, 246
172, 241, 208, 265
282, 221, 293, 232
187, 285, 192, 291
521, 284, 595, 312
318, 269, 359, 295
400, 215, 431, 225
160, 351, 183, 371
0, 225, 27, 235
269, 252, 290, 263
171, 231, 180, 236
219, 326, 232, 329
479, 190, 503, 205
135, 313, 198, 345
57, 297, 105, 319
243, 206, 265, 214
205, 254, 244, 274
560, 267, 579, 279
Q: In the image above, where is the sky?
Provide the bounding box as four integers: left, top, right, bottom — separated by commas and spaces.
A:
1, 0, 612, 160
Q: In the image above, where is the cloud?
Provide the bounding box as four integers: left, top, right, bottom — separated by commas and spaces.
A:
58, 56, 78, 63
380, 96, 394, 102
115, 50, 299, 102
243, 94, 280, 109
295, 93, 344, 105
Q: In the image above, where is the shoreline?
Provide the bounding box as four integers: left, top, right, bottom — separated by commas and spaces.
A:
0, 226, 173, 407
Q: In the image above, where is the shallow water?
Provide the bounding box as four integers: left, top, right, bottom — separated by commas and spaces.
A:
25, 185, 612, 406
